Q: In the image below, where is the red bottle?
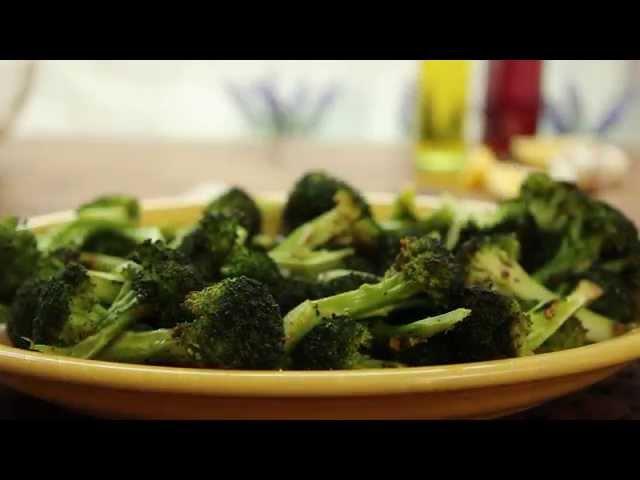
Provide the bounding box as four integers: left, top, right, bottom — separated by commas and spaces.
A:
484, 60, 543, 158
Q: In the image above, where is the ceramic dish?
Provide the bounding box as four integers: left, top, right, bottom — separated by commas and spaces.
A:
0, 193, 638, 419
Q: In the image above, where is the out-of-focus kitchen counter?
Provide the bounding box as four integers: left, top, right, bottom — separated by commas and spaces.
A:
0, 138, 417, 217
1, 138, 639, 420
1, 138, 639, 224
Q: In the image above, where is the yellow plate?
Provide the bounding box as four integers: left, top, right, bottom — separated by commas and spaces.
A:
0, 194, 639, 420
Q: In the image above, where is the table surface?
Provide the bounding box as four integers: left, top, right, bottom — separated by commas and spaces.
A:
1, 137, 639, 420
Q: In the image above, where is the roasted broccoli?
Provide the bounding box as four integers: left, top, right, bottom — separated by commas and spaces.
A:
290, 315, 396, 370
38, 195, 165, 256
7, 278, 47, 349
28, 263, 122, 347
281, 171, 371, 233
536, 317, 588, 354
0, 217, 41, 303
177, 211, 240, 281
460, 233, 622, 342
282, 234, 462, 352
32, 241, 205, 358
392, 282, 600, 365
4, 171, 636, 371
97, 277, 285, 369
555, 267, 638, 324
205, 187, 262, 237
269, 190, 362, 277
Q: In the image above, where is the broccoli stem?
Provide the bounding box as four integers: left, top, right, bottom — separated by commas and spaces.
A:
520, 280, 603, 355
283, 273, 421, 353
32, 287, 140, 359
80, 252, 129, 272
77, 205, 135, 224
469, 247, 618, 343
270, 190, 361, 258
124, 226, 165, 244
87, 270, 124, 303
365, 298, 432, 317
96, 328, 190, 365
38, 218, 131, 252
444, 208, 470, 251
470, 247, 554, 301
272, 248, 355, 278
573, 308, 618, 342
369, 308, 471, 341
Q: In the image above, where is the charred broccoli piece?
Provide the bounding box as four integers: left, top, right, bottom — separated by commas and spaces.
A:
536, 317, 588, 354
205, 187, 262, 238
97, 277, 285, 369
393, 282, 600, 366
269, 190, 362, 277
460, 233, 622, 342
281, 171, 371, 233
32, 241, 205, 358
290, 315, 391, 370
29, 263, 123, 347
0, 217, 41, 303
177, 211, 240, 281
282, 234, 462, 352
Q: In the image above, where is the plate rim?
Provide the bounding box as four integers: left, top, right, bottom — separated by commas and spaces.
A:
1, 192, 638, 399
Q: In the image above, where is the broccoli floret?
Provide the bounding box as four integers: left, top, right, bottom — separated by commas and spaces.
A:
97, 277, 285, 369
219, 243, 300, 312
220, 245, 282, 286
177, 211, 240, 281
269, 190, 362, 277
31, 263, 111, 347
205, 187, 262, 237
121, 240, 207, 328
81, 229, 139, 257
77, 224, 165, 258
282, 171, 372, 233
557, 268, 638, 324
290, 315, 400, 370
532, 196, 640, 285
460, 233, 623, 343
219, 241, 304, 310
36, 247, 81, 279
32, 241, 205, 358
38, 195, 143, 253
0, 217, 41, 303
4, 244, 115, 350
272, 277, 320, 315
478, 172, 640, 286
393, 283, 600, 365
6, 278, 45, 349
282, 234, 462, 353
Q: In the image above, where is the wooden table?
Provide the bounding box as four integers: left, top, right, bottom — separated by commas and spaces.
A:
1, 138, 639, 419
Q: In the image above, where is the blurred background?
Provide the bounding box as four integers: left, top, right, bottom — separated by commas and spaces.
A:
1, 60, 639, 218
